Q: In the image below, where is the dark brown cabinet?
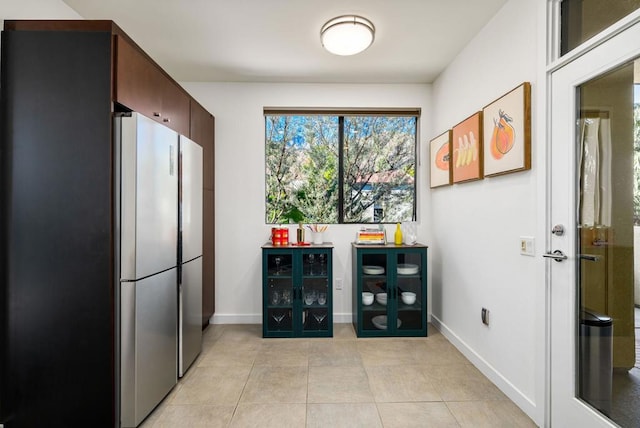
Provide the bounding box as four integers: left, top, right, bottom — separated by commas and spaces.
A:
0, 20, 215, 426
115, 35, 190, 136
190, 100, 216, 326
115, 35, 161, 121
190, 100, 215, 191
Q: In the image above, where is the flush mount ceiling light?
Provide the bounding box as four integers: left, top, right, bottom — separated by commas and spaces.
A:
320, 15, 375, 56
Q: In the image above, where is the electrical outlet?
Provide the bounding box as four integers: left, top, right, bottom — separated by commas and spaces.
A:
335, 278, 343, 290
481, 308, 490, 326
520, 236, 535, 256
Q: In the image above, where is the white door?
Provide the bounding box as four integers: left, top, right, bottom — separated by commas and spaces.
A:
549, 20, 640, 427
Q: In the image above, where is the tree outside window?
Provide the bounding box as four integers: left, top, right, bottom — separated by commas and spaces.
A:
265, 111, 417, 224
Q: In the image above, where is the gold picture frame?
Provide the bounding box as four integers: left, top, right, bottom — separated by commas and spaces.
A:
429, 130, 452, 188
482, 82, 531, 177
452, 111, 483, 183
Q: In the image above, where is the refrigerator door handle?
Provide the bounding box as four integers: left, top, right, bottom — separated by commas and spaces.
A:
170, 144, 176, 176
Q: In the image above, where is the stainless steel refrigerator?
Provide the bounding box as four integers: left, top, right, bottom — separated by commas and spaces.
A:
115, 113, 179, 427
178, 135, 203, 377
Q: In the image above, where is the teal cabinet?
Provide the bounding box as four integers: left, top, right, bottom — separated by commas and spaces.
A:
262, 244, 333, 338
352, 243, 428, 337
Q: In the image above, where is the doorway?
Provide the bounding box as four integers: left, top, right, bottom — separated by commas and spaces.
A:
549, 15, 640, 428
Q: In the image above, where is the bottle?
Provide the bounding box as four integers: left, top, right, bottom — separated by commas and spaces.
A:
394, 222, 403, 245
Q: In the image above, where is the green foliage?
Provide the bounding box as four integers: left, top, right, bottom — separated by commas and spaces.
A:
281, 206, 306, 223
343, 116, 416, 222
265, 115, 339, 224
265, 114, 416, 224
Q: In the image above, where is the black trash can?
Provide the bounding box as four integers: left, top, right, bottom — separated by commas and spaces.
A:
579, 309, 613, 416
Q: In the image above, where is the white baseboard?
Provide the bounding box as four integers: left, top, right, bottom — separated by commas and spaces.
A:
430, 315, 538, 424
333, 313, 352, 323
211, 313, 261, 324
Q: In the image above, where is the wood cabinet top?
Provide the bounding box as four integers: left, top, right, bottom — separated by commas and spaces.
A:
352, 243, 428, 249
3, 20, 188, 100
4, 20, 131, 43
262, 243, 334, 249
4, 19, 120, 31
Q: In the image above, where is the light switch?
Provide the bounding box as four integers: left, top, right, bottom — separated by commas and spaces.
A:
520, 236, 535, 256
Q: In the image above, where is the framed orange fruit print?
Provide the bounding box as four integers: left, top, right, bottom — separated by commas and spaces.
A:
429, 130, 452, 188
482, 82, 531, 176
452, 112, 483, 183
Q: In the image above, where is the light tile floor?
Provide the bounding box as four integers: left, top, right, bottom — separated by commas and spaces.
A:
140, 324, 537, 427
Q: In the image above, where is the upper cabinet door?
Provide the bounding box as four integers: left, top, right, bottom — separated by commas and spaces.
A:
190, 100, 215, 190
161, 79, 190, 136
114, 36, 190, 136
115, 36, 160, 117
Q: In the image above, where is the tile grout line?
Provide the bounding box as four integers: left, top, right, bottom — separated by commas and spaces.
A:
228, 327, 260, 427
442, 401, 464, 428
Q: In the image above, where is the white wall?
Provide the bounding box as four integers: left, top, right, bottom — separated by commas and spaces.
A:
429, 0, 542, 424
0, 0, 81, 22
0, 0, 82, 65
180, 82, 431, 324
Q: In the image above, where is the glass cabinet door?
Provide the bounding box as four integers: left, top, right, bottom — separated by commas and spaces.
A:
353, 244, 427, 337
302, 250, 329, 332
265, 252, 293, 332
360, 252, 390, 332
395, 251, 424, 332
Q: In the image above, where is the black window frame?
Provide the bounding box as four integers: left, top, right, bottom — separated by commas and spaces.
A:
264, 107, 420, 224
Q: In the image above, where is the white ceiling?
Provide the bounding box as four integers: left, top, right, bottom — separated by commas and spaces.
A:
62, 0, 507, 84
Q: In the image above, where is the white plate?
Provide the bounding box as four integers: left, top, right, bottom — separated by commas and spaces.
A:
371, 315, 401, 330
363, 265, 385, 275
397, 263, 419, 275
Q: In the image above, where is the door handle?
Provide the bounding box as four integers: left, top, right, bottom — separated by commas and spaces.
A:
579, 254, 600, 262
542, 250, 568, 262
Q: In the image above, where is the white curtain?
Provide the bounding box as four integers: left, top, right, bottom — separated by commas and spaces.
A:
579, 115, 612, 226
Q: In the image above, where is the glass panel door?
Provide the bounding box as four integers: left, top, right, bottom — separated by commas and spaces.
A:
576, 61, 637, 427
265, 253, 293, 332
361, 252, 389, 332
396, 251, 423, 332
302, 251, 329, 332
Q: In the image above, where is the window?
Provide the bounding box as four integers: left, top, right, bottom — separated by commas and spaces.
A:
560, 0, 640, 55
265, 110, 418, 224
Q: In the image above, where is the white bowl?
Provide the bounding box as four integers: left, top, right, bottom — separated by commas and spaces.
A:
371, 315, 402, 330
401, 292, 416, 305
363, 265, 385, 275
362, 292, 374, 305
376, 293, 388, 305
397, 263, 419, 275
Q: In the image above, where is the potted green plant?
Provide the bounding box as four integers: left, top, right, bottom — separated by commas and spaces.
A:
279, 206, 307, 243
280, 206, 305, 224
